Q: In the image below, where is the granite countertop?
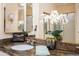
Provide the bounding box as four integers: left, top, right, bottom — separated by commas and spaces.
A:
0, 39, 79, 56
0, 44, 78, 56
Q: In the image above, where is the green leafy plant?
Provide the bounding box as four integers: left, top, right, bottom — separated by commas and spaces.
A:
51, 30, 63, 41
22, 29, 28, 36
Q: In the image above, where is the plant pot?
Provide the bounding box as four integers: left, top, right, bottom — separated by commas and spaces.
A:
47, 39, 57, 50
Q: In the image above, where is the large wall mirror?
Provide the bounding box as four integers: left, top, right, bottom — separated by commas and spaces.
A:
4, 3, 33, 34
4, 3, 25, 33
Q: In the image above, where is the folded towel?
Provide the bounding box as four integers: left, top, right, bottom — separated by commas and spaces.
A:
36, 45, 50, 56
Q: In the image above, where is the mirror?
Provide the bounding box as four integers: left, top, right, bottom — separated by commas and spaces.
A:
4, 3, 25, 33
4, 3, 33, 34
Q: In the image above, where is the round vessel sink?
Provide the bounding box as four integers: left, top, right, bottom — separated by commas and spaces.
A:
11, 44, 34, 51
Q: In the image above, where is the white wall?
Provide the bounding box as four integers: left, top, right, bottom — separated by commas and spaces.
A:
75, 4, 79, 44
0, 4, 12, 40
62, 13, 75, 43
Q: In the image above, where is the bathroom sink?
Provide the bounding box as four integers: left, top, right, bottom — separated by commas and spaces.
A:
11, 44, 34, 51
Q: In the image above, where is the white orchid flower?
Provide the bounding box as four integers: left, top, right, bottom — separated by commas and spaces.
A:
63, 14, 69, 24
44, 15, 50, 22
40, 14, 46, 23
40, 10, 68, 25
59, 14, 69, 25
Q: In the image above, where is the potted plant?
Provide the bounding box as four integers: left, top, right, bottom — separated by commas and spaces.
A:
51, 30, 63, 41
46, 30, 63, 50
23, 31, 28, 37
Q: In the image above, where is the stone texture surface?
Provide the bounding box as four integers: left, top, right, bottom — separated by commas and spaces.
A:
56, 42, 77, 52
0, 38, 79, 56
